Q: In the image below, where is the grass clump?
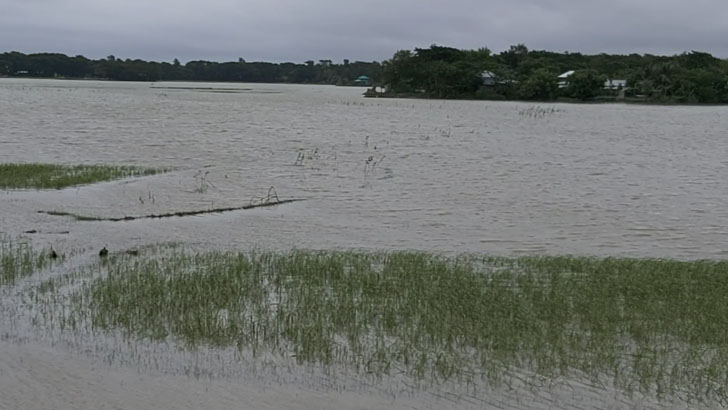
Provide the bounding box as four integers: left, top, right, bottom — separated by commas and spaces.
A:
0, 163, 163, 189
1, 239, 55, 286
68, 251, 728, 403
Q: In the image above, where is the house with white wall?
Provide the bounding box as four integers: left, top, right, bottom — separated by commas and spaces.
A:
557, 70, 575, 88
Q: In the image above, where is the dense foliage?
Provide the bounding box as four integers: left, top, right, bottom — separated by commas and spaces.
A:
381, 44, 728, 103
4, 45, 728, 102
0, 52, 381, 85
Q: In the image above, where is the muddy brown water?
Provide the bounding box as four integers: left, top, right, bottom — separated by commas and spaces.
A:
1, 78, 726, 409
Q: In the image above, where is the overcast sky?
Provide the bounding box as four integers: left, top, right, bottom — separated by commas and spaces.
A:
2, 0, 727, 63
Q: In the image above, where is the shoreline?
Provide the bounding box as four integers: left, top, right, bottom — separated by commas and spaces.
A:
2, 77, 722, 106
0, 75, 367, 88
363, 90, 728, 106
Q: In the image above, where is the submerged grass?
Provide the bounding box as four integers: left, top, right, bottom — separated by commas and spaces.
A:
0, 238, 55, 286
65, 250, 728, 403
0, 163, 163, 189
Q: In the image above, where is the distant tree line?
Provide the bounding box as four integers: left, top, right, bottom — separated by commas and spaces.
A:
5, 47, 728, 103
0, 52, 382, 85
381, 44, 728, 103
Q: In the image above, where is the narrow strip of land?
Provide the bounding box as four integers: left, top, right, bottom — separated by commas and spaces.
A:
0, 163, 163, 190
39, 198, 304, 221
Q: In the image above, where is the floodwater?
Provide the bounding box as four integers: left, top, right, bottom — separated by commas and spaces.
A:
1, 78, 726, 409
2, 79, 728, 258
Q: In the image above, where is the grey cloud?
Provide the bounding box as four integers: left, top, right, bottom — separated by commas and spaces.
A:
1, 0, 727, 62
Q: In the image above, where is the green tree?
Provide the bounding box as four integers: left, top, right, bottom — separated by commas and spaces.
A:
382, 50, 418, 93
565, 69, 606, 100
678, 51, 719, 70
518, 69, 558, 100
500, 44, 529, 69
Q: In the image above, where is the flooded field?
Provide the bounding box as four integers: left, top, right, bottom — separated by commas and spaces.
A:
1, 78, 727, 409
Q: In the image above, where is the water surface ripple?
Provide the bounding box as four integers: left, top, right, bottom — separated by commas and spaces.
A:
1, 78, 724, 410
2, 79, 726, 259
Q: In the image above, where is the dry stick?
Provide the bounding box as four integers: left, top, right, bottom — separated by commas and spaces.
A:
249, 186, 281, 206
39, 198, 304, 222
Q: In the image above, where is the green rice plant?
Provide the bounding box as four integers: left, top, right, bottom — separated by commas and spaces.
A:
0, 163, 164, 189
1, 238, 55, 285
63, 250, 728, 404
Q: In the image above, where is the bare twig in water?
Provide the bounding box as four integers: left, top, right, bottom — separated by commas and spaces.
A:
294, 149, 320, 166
193, 170, 216, 193
364, 155, 386, 176
250, 186, 280, 206
294, 151, 305, 166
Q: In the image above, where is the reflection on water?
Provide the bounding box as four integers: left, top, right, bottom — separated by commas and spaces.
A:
0, 78, 726, 410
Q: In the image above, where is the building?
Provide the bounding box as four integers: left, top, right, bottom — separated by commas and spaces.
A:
480, 71, 497, 86
604, 79, 628, 90
354, 75, 372, 86
557, 70, 575, 88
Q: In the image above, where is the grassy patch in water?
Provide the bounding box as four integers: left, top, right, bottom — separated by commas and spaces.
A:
0, 163, 163, 189
68, 250, 728, 403
0, 239, 55, 286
